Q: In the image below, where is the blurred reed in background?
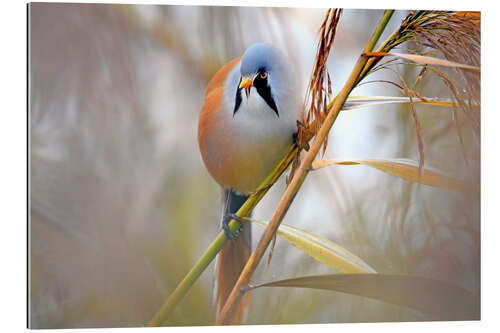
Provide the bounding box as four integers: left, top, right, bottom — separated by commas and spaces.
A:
29, 3, 479, 328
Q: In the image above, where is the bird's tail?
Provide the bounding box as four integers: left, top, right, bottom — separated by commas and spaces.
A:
215, 189, 252, 325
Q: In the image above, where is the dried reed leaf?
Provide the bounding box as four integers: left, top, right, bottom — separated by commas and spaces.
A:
287, 7, 342, 204
249, 274, 478, 320
249, 218, 376, 273
343, 96, 459, 111
311, 158, 469, 192
298, 9, 342, 155
364, 52, 479, 72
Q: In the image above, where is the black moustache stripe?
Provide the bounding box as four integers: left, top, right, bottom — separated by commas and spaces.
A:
233, 84, 242, 116
255, 84, 279, 118
233, 74, 279, 118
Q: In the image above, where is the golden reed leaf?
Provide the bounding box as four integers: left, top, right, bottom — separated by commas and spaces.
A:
364, 52, 480, 72
252, 219, 376, 274
312, 158, 469, 192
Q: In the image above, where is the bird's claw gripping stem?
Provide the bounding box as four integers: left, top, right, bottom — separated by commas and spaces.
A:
222, 213, 245, 241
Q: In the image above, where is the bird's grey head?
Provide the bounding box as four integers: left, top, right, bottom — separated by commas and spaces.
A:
240, 43, 284, 77
234, 43, 295, 118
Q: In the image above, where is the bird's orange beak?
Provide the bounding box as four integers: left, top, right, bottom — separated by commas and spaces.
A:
239, 76, 252, 89
239, 76, 252, 98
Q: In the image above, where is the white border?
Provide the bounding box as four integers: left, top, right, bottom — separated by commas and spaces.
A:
1, 0, 496, 332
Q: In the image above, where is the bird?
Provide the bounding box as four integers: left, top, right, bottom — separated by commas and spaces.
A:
198, 43, 301, 324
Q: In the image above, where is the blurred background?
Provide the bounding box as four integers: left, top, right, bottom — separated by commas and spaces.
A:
29, 3, 480, 328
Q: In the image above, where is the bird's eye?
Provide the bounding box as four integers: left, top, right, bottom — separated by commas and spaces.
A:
259, 72, 268, 79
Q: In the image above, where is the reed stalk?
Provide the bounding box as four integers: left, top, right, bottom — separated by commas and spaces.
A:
149, 146, 297, 326
215, 10, 395, 324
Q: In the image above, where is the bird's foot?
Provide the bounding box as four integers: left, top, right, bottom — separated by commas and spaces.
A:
222, 213, 245, 241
